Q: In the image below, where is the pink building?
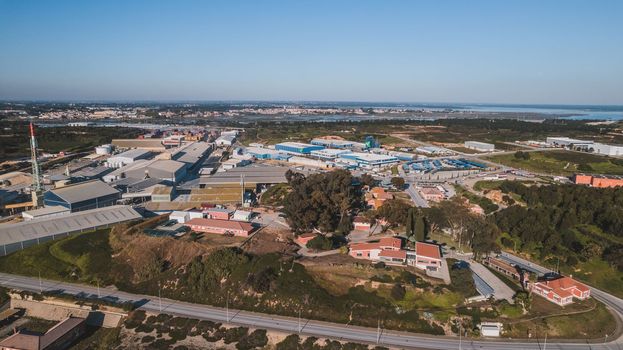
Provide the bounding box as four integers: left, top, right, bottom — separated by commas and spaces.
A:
185, 218, 253, 237
378, 250, 407, 264
531, 276, 591, 306
418, 187, 445, 202
348, 237, 402, 260
353, 216, 371, 231
204, 208, 232, 220
413, 242, 442, 271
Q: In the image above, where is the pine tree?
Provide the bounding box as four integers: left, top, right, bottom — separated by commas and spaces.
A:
415, 215, 427, 242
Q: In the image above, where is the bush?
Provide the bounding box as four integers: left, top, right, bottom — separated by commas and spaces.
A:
141, 335, 155, 343
390, 283, 406, 300
169, 327, 188, 341
276, 334, 301, 350
224, 327, 249, 344
236, 329, 268, 350
306, 235, 333, 251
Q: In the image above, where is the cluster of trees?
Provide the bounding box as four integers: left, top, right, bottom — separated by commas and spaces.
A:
283, 169, 361, 234
494, 181, 623, 271
423, 200, 500, 258
513, 151, 531, 160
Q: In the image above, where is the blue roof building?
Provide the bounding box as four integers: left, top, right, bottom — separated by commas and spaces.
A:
275, 142, 324, 155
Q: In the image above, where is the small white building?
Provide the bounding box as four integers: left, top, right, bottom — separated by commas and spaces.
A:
170, 211, 190, 224
95, 144, 113, 155
21, 206, 70, 221
216, 135, 236, 146
479, 322, 502, 337
233, 210, 253, 222
464, 141, 495, 152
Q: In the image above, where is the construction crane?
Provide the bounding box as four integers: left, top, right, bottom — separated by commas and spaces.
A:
29, 122, 44, 208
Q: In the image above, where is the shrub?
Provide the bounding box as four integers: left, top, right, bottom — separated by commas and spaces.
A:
224, 327, 249, 344
141, 335, 155, 343
390, 283, 406, 300
306, 236, 333, 251
276, 334, 301, 350
236, 329, 269, 350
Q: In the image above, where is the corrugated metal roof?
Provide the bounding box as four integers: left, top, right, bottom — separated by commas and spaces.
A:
48, 180, 120, 204
0, 205, 142, 245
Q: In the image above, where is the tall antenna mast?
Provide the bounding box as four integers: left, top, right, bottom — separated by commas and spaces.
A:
29, 122, 43, 208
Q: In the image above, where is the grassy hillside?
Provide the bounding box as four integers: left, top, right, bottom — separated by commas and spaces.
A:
486, 150, 623, 176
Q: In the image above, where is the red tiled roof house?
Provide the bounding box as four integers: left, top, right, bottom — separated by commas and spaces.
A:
531, 276, 590, 306
348, 237, 402, 261
413, 242, 442, 271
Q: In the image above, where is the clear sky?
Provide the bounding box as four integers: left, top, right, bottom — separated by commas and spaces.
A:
1, 0, 622, 104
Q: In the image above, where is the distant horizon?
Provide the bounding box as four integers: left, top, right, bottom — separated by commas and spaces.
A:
2, 99, 623, 109
1, 1, 622, 104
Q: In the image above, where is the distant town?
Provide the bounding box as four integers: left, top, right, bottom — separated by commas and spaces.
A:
0, 109, 622, 348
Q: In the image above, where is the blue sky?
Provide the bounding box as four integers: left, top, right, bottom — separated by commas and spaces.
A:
1, 0, 622, 104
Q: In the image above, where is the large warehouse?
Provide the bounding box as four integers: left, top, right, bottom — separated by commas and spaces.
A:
338, 152, 399, 168
0, 205, 142, 256
106, 149, 152, 168
43, 180, 121, 212
275, 142, 324, 155
103, 159, 187, 183
464, 141, 495, 152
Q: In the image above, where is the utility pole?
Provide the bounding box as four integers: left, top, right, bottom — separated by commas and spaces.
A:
158, 282, 162, 313
298, 308, 301, 334
459, 322, 462, 350
97, 280, 100, 299
543, 332, 547, 350
226, 293, 230, 322
38, 271, 42, 294
29, 123, 43, 208
376, 318, 381, 344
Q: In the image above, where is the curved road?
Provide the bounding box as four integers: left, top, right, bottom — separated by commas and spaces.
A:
0, 270, 621, 349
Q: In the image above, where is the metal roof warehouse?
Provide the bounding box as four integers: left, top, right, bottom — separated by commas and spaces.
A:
0, 205, 142, 256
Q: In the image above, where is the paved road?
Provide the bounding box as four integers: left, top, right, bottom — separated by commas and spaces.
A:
0, 272, 621, 349
468, 259, 515, 303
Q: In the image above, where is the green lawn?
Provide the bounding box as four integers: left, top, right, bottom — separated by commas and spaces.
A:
0, 229, 113, 284
486, 150, 623, 176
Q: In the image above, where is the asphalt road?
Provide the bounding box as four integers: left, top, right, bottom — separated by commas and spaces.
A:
0, 270, 622, 349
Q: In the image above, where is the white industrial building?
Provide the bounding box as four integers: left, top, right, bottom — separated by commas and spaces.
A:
233, 210, 253, 222
21, 206, 70, 221
288, 156, 334, 168
592, 143, 623, 156
464, 141, 495, 152
0, 205, 142, 256
215, 134, 236, 146
103, 159, 187, 183
106, 149, 152, 168
95, 144, 113, 155
546, 137, 594, 148
310, 148, 352, 160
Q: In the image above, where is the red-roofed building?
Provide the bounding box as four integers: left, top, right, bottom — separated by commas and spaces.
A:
185, 218, 254, 237
531, 276, 591, 306
296, 232, 317, 246
353, 216, 371, 231
379, 250, 407, 264
413, 242, 442, 271
348, 237, 402, 261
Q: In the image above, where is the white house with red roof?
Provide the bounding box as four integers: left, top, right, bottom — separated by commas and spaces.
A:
531, 276, 591, 306
348, 237, 402, 261
348, 238, 444, 269
412, 242, 443, 271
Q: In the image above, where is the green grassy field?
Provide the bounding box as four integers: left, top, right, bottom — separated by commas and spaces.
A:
486, 150, 623, 176
0, 229, 113, 284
